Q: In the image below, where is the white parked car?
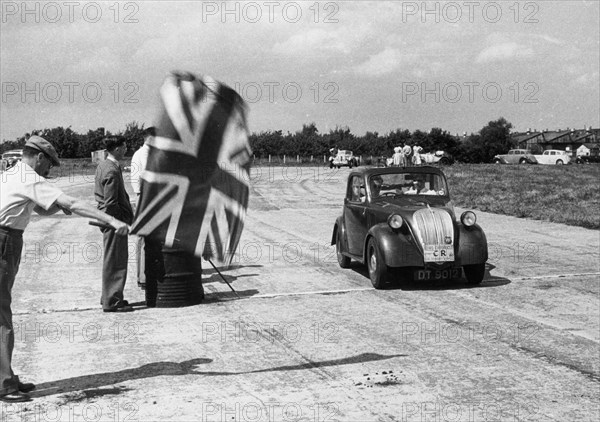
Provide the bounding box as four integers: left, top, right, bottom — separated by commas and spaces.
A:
331, 150, 359, 168
1, 149, 23, 170
533, 150, 571, 165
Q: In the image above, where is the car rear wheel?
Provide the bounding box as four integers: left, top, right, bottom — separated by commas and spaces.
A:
463, 263, 485, 284
556, 160, 564, 165
336, 229, 351, 268
367, 238, 388, 289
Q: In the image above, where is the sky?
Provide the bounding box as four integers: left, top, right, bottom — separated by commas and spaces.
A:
1, 0, 599, 142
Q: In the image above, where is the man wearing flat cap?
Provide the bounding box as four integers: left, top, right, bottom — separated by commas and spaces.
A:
0, 136, 129, 403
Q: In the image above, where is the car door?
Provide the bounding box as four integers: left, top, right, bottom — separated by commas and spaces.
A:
344, 175, 369, 256
507, 150, 517, 164
539, 151, 550, 164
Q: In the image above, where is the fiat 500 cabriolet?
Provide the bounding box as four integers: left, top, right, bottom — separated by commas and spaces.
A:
331, 167, 488, 288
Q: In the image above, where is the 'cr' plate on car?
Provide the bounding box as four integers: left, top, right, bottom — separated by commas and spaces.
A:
423, 245, 454, 262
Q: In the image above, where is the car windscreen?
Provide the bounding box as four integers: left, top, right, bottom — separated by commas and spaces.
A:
370, 172, 448, 197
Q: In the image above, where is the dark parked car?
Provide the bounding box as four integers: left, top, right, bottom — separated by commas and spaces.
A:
331, 167, 488, 288
576, 155, 600, 164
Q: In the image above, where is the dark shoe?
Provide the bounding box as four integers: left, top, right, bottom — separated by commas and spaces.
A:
103, 305, 134, 313
0, 391, 31, 403
18, 382, 36, 393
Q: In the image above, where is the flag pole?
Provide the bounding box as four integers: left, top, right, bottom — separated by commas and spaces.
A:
207, 259, 239, 298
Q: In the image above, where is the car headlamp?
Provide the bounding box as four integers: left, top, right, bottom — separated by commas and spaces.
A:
461, 211, 477, 226
388, 214, 404, 230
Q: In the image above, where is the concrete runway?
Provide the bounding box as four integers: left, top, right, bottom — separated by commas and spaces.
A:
4, 166, 599, 421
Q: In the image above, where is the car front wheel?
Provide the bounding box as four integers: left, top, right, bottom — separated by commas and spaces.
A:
464, 263, 485, 284
367, 238, 388, 289
556, 160, 564, 165
336, 229, 351, 268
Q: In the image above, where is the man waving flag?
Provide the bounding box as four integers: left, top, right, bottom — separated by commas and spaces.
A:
131, 71, 251, 266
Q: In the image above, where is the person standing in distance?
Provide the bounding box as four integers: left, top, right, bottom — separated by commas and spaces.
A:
0, 136, 128, 403
402, 143, 412, 167
94, 136, 134, 313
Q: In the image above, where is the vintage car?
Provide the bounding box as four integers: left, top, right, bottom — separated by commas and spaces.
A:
331, 167, 488, 288
493, 149, 537, 164
330, 150, 359, 168
575, 154, 600, 164
533, 149, 571, 165
419, 150, 453, 165
1, 149, 23, 169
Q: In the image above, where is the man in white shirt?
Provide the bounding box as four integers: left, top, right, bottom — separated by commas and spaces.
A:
129, 128, 155, 293
130, 127, 155, 196
0, 136, 128, 403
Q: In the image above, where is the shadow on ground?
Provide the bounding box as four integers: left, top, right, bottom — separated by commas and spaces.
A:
31, 353, 403, 398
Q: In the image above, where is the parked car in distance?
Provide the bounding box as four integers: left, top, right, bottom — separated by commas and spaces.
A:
493, 149, 537, 164
331, 150, 359, 168
533, 149, 571, 165
332, 167, 488, 289
575, 155, 600, 164
1, 149, 23, 169
419, 150, 453, 165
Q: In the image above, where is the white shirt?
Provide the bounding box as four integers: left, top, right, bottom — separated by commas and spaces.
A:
130, 144, 150, 195
0, 162, 63, 230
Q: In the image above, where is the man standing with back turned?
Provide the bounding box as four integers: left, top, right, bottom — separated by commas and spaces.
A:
0, 136, 128, 403
95, 136, 134, 313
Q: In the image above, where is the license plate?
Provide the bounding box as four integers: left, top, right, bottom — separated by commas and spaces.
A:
423, 245, 454, 262
414, 267, 462, 281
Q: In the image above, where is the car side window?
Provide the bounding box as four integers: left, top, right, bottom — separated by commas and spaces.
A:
349, 176, 365, 203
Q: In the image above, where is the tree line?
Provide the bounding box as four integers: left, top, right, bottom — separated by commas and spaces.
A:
0, 118, 514, 164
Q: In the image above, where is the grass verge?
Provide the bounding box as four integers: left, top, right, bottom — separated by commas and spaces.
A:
443, 164, 600, 230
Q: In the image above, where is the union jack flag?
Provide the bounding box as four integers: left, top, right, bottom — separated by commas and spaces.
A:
130, 71, 251, 266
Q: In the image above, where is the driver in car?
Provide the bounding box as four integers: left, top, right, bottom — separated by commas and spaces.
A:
370, 175, 383, 198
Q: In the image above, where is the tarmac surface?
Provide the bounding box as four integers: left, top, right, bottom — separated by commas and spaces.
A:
2, 166, 599, 421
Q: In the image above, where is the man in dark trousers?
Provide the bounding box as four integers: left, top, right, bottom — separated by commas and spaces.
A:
1, 136, 128, 403
95, 136, 134, 313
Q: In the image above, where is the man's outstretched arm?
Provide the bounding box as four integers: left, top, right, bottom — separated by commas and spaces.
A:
55, 194, 129, 235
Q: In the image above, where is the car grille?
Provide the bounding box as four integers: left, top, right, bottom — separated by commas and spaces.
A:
412, 207, 454, 248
